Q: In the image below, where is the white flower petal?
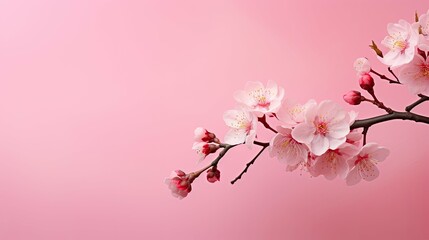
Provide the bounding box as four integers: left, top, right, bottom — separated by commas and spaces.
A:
291, 123, 315, 144
346, 167, 362, 186
310, 135, 329, 156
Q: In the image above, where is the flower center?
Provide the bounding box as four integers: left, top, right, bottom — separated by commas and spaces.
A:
393, 40, 408, 52
256, 96, 270, 109
354, 154, 368, 165
281, 139, 291, 148
421, 65, 429, 77
315, 120, 328, 135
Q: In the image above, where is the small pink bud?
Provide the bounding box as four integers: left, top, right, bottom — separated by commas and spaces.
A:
359, 73, 375, 90
165, 170, 193, 199
206, 168, 221, 183
343, 91, 362, 105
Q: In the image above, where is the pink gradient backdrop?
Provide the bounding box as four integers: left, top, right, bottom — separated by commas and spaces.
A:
1, 0, 428, 239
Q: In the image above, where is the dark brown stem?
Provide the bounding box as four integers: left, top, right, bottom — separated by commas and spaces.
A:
258, 115, 278, 133
405, 94, 429, 112
351, 111, 429, 130
362, 91, 393, 114
231, 144, 269, 184
362, 127, 368, 145
370, 69, 401, 84
388, 67, 400, 82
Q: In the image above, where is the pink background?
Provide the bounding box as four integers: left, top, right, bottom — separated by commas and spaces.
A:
1, 1, 429, 239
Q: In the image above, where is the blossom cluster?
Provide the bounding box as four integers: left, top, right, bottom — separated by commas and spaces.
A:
377, 11, 429, 95
165, 10, 429, 199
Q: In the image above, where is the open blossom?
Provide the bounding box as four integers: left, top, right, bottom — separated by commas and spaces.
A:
223, 108, 257, 146
269, 126, 309, 166
311, 144, 358, 180
291, 100, 351, 156
233, 81, 285, 116
165, 170, 193, 199
194, 127, 219, 143
353, 57, 371, 75
379, 19, 419, 68
399, 53, 429, 96
276, 99, 316, 127
192, 142, 219, 162
346, 143, 390, 186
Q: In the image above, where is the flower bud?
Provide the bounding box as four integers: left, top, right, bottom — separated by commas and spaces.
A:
194, 127, 218, 143
206, 167, 221, 183
343, 91, 362, 105
165, 170, 192, 199
192, 142, 220, 162
353, 57, 371, 75
359, 73, 375, 90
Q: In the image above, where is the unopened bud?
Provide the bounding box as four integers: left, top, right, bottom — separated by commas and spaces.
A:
206, 167, 221, 183
359, 73, 375, 90
343, 91, 362, 105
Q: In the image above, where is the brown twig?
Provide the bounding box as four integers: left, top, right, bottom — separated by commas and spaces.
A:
405, 94, 429, 112
370, 69, 401, 84
231, 143, 269, 184
258, 115, 278, 133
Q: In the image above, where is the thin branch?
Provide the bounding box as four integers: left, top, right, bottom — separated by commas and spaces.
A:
370, 69, 401, 84
258, 115, 278, 133
231, 145, 268, 185
364, 90, 393, 114
405, 94, 429, 112
199, 144, 239, 174
388, 67, 400, 82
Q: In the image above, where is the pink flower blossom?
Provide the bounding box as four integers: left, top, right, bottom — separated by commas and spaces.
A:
206, 168, 221, 183
399, 54, 429, 95
233, 81, 285, 116
379, 20, 419, 68
353, 57, 371, 75
223, 108, 257, 146
346, 143, 390, 186
291, 100, 351, 156
194, 127, 219, 143
312, 144, 358, 180
192, 142, 219, 162
269, 126, 309, 166
276, 99, 317, 127
165, 170, 193, 199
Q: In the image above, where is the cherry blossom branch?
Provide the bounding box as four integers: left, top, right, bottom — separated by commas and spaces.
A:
203, 143, 239, 171
362, 90, 394, 114
231, 142, 269, 185
405, 94, 429, 112
370, 69, 401, 84
351, 111, 429, 130
258, 115, 278, 133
